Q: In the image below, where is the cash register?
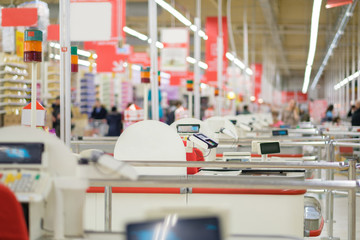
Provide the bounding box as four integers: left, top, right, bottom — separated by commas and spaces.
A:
0, 142, 51, 202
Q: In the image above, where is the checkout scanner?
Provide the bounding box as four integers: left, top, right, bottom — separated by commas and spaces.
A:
0, 126, 137, 240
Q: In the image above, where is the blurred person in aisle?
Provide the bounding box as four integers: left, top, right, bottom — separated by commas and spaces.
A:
351, 100, 360, 126
271, 110, 284, 128
281, 99, 299, 127
148, 89, 164, 121
347, 105, 356, 117
90, 98, 108, 121
52, 96, 61, 137
323, 104, 334, 122
242, 105, 251, 114
166, 100, 177, 125
106, 106, 122, 136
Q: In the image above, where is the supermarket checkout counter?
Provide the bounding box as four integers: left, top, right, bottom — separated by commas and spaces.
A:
85, 120, 323, 238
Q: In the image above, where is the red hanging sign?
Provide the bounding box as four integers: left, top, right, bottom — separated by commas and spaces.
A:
204, 17, 228, 83
1, 8, 37, 27
47, 24, 60, 41
128, 52, 150, 66
253, 64, 262, 101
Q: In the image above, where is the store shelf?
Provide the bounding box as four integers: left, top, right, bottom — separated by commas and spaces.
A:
48, 72, 60, 76
0, 102, 27, 107
0, 63, 28, 69
0, 79, 31, 84
0, 94, 31, 99
0, 87, 30, 91
0, 70, 28, 77
48, 80, 60, 84
0, 110, 6, 115
48, 88, 60, 92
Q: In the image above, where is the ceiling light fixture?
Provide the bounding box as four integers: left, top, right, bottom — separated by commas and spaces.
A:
302, 0, 322, 94
154, 0, 208, 41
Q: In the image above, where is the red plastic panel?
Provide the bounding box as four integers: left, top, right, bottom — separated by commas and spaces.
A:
87, 187, 181, 194
1, 8, 37, 27
191, 188, 306, 195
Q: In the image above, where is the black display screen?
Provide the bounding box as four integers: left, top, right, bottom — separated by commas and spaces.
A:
0, 143, 44, 164
260, 142, 280, 154
272, 130, 288, 136
229, 120, 237, 125
126, 217, 221, 240
177, 124, 200, 133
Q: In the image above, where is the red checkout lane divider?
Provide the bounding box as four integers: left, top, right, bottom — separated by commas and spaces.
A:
86, 187, 306, 195
216, 153, 304, 158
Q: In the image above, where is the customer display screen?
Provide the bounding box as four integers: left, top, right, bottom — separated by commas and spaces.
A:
229, 120, 237, 125
0, 143, 44, 164
177, 124, 200, 133
126, 217, 221, 240
260, 142, 280, 154
272, 130, 288, 136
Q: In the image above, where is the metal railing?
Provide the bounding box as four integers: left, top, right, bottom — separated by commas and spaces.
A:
88, 160, 359, 240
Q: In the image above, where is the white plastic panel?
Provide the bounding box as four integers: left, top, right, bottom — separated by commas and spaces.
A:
70, 2, 112, 41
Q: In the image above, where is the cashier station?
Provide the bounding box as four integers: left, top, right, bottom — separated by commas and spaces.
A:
0, 122, 324, 240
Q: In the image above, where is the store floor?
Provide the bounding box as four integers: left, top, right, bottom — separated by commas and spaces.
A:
310, 173, 360, 240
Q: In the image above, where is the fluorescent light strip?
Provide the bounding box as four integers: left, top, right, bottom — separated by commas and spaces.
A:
154, 0, 208, 40
226, 52, 253, 75
186, 56, 208, 69
49, 42, 98, 59
123, 26, 148, 41
311, 2, 355, 90
155, 0, 192, 26
123, 27, 164, 49
302, 0, 322, 94
334, 70, 360, 90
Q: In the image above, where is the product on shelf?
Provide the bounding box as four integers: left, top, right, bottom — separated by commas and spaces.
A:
0, 54, 31, 125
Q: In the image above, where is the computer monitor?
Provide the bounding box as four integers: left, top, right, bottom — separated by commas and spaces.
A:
176, 124, 200, 134
126, 216, 221, 240
0, 142, 44, 167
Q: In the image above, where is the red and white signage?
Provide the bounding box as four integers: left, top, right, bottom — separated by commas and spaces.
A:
281, 91, 308, 104
253, 64, 262, 101
204, 17, 228, 83
1, 8, 37, 27
128, 52, 150, 66
160, 28, 189, 86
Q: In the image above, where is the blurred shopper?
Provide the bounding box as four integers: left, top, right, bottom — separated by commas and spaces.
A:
52, 96, 61, 137
242, 105, 251, 114
351, 100, 360, 126
347, 105, 356, 117
90, 99, 108, 136
281, 99, 299, 127
166, 101, 178, 125
323, 104, 334, 122
271, 110, 284, 128
106, 106, 123, 136
90, 99, 108, 121
332, 116, 341, 126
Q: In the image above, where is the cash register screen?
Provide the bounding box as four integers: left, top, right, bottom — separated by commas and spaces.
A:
126, 217, 221, 240
0, 143, 44, 165
229, 120, 237, 125
177, 124, 200, 133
